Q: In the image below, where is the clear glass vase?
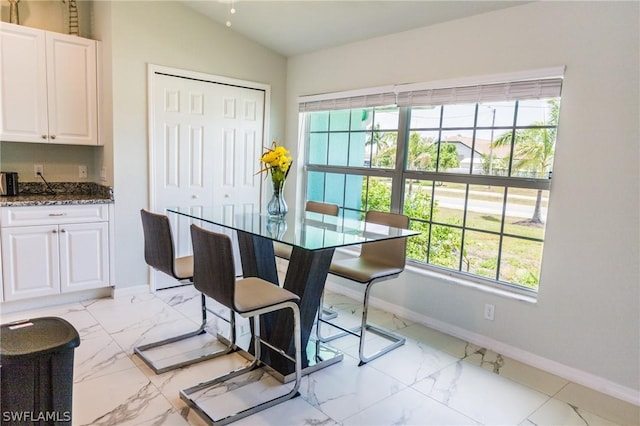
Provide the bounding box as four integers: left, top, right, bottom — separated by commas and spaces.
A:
267, 179, 288, 218
266, 216, 288, 239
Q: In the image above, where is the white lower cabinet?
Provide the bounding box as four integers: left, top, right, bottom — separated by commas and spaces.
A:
59, 222, 109, 293
0, 205, 110, 302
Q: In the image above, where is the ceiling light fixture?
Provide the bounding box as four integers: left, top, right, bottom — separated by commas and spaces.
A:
226, 0, 236, 27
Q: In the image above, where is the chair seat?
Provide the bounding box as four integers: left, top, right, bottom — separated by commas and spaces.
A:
329, 257, 403, 283
273, 242, 293, 260
235, 277, 300, 314
174, 255, 194, 279
136, 209, 232, 375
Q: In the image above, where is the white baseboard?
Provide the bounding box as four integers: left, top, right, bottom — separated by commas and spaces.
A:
0, 286, 151, 315
325, 281, 640, 406
111, 284, 151, 298
0, 287, 113, 315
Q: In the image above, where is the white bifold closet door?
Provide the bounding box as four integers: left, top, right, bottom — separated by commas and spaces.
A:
150, 68, 267, 289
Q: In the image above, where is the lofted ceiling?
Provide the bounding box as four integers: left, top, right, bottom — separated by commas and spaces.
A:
182, 1, 529, 57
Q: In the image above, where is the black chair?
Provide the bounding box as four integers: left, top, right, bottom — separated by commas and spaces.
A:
181, 224, 302, 425
317, 210, 409, 365
134, 209, 236, 374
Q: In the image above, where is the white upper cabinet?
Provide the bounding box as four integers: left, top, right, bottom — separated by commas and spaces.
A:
0, 22, 99, 145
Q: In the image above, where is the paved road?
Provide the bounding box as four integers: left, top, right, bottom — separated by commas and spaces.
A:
433, 188, 548, 219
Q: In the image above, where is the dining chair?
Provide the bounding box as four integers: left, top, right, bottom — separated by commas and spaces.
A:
273, 200, 340, 320
273, 200, 339, 260
181, 224, 302, 425
317, 210, 410, 365
134, 209, 236, 374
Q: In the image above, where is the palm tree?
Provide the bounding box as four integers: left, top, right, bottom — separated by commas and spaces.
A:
366, 124, 397, 167
491, 99, 559, 224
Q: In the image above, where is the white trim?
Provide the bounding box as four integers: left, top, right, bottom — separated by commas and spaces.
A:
148, 64, 272, 93
0, 287, 112, 315
325, 279, 640, 406
405, 264, 538, 303
111, 284, 150, 299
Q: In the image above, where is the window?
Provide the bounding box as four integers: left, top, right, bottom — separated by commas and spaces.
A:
300, 71, 563, 293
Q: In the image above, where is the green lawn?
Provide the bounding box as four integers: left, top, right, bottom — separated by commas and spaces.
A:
408, 206, 543, 290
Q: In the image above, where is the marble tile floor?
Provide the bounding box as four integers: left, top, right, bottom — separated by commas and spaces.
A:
1, 285, 638, 426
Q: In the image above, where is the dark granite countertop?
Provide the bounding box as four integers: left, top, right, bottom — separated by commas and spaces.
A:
0, 182, 114, 207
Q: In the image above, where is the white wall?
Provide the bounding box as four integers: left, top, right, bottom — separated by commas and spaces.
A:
286, 2, 639, 401
91, 2, 287, 290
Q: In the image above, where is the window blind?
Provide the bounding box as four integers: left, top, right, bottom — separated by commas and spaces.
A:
395, 78, 563, 107
298, 67, 564, 112
298, 91, 396, 112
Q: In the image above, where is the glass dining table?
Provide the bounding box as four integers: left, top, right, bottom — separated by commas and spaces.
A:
167, 204, 418, 382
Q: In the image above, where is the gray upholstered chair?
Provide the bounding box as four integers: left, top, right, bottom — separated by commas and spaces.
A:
273, 200, 339, 260
317, 210, 410, 365
180, 224, 302, 425
134, 209, 236, 374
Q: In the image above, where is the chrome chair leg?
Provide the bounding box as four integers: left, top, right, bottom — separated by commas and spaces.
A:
321, 306, 338, 320
134, 294, 237, 374
316, 278, 406, 366
357, 281, 405, 366
316, 290, 358, 343
180, 302, 301, 426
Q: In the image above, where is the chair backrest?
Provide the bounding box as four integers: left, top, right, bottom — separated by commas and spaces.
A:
305, 201, 339, 216
140, 209, 178, 278
190, 224, 236, 310
360, 210, 410, 269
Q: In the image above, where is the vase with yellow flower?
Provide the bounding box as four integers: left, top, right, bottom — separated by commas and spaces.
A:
258, 141, 292, 218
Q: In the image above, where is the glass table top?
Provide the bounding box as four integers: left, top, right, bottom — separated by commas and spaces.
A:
167, 205, 419, 251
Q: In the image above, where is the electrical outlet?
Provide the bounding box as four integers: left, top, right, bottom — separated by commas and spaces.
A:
100, 166, 107, 181
484, 303, 495, 321
79, 165, 88, 178
34, 164, 44, 178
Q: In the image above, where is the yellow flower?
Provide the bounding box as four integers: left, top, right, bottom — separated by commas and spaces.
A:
278, 156, 290, 172
257, 141, 293, 185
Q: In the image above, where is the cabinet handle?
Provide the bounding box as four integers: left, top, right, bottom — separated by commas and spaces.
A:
60, 229, 66, 233
50, 135, 56, 140
41, 134, 47, 139
52, 229, 57, 234
49, 213, 66, 216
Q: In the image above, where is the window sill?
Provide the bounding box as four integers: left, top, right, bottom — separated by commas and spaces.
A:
405, 263, 538, 304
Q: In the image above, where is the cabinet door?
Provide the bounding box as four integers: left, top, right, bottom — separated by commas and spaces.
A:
59, 222, 109, 292
46, 32, 98, 145
1, 225, 60, 301
0, 23, 49, 143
